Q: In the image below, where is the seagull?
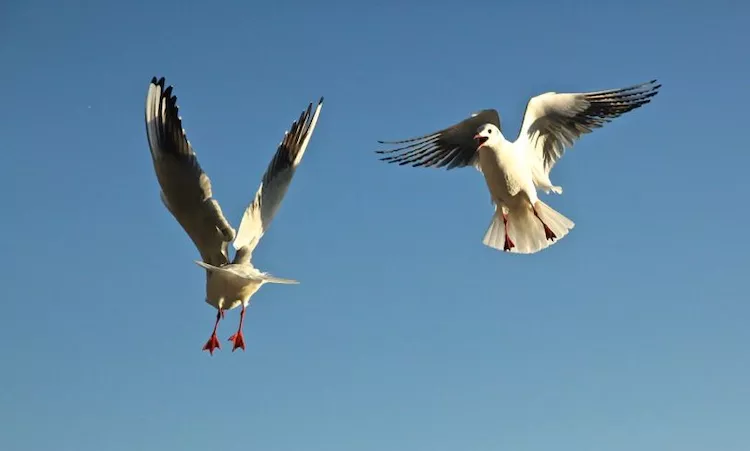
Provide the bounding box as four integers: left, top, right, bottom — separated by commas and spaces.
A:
144, 77, 323, 354
376, 80, 660, 254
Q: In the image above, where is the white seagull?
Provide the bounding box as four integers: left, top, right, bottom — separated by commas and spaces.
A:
144, 77, 323, 354
376, 80, 660, 254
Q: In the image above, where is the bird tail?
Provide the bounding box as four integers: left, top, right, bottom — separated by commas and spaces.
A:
483, 200, 574, 254
260, 274, 299, 285
194, 260, 299, 284
482, 207, 509, 251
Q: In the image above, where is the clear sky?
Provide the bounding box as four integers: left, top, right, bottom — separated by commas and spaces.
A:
1, 1, 748, 450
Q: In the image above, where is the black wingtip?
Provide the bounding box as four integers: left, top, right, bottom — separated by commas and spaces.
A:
644, 80, 662, 96
645, 80, 662, 93
318, 96, 324, 105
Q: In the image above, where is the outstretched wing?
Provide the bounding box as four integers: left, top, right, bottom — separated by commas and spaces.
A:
517, 79, 661, 179
375, 109, 501, 170
144, 77, 235, 266
231, 98, 324, 260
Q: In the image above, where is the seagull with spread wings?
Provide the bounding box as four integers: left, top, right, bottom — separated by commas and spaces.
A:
144, 77, 323, 354
376, 80, 660, 254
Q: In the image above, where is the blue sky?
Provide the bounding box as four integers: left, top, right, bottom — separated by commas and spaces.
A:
1, 1, 748, 450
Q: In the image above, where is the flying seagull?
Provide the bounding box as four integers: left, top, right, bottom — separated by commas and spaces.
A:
376, 80, 660, 254
144, 76, 323, 354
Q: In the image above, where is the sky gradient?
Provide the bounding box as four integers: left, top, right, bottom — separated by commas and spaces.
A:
1, 1, 748, 450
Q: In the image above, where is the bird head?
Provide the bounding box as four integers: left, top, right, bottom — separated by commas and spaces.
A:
473, 123, 500, 148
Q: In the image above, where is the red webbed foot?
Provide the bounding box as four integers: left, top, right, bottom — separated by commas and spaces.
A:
542, 223, 556, 241
502, 212, 515, 251
228, 304, 248, 352
202, 333, 221, 355
202, 309, 224, 355
532, 205, 557, 242
503, 235, 515, 251
228, 332, 246, 352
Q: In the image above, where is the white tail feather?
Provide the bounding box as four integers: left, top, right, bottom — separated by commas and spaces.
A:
482, 209, 507, 251
194, 260, 299, 284
260, 274, 299, 285
483, 200, 574, 254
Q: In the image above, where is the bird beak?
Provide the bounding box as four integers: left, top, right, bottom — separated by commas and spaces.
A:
474, 134, 488, 145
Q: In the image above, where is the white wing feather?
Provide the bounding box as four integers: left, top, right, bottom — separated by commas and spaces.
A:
232, 99, 323, 256
515, 80, 660, 188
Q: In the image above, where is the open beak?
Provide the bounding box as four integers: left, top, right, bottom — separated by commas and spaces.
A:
474, 134, 488, 146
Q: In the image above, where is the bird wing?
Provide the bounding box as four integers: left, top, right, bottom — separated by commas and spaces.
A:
517, 80, 661, 181
375, 109, 501, 169
144, 77, 235, 266
231, 98, 324, 259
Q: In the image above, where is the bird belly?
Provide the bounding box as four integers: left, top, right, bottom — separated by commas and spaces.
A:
478, 147, 527, 207
204, 270, 262, 311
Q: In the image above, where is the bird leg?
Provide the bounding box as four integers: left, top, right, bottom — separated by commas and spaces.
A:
532, 204, 557, 241
502, 213, 515, 251
228, 304, 247, 352
202, 309, 223, 355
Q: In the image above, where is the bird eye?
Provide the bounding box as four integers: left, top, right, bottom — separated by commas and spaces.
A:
487, 129, 492, 134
